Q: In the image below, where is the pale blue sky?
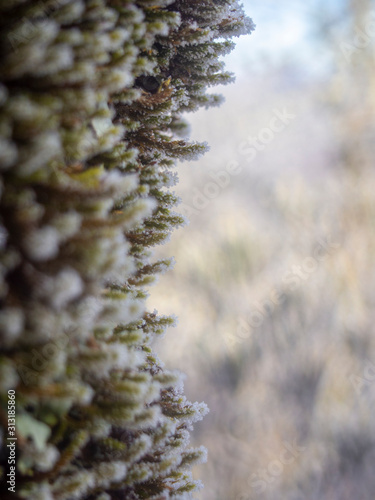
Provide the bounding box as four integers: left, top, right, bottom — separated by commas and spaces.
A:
224, 0, 345, 76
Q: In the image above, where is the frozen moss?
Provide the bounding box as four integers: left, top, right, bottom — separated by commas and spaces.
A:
0, 1, 253, 498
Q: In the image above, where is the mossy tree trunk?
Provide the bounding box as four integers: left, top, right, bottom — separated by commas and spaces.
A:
0, 1, 253, 499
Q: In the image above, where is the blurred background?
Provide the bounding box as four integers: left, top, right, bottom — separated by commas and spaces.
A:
152, 1, 375, 498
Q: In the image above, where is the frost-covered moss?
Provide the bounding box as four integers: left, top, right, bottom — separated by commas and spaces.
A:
0, 1, 253, 498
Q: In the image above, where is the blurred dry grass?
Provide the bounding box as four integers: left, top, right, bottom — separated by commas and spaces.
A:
149, 3, 375, 499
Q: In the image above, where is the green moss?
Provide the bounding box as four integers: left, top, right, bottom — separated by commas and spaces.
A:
0, 0, 253, 498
